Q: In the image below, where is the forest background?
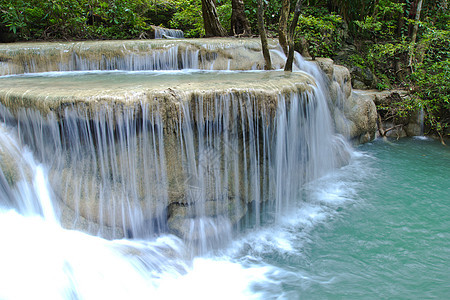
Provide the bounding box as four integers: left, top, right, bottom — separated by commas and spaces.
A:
0, 0, 449, 141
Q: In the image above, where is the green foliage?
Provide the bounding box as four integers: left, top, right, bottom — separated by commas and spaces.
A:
349, 53, 366, 68
0, 0, 90, 39
170, 0, 231, 38
1, 3, 28, 36
364, 19, 450, 139
376, 93, 416, 122
169, 0, 204, 37
87, 0, 150, 39
374, 70, 391, 90
294, 10, 343, 57
409, 29, 450, 139
0, 0, 184, 40
347, 0, 408, 90
217, 0, 232, 34
243, 0, 284, 34
354, 0, 404, 40
144, 0, 177, 28
326, 0, 450, 138
366, 39, 409, 83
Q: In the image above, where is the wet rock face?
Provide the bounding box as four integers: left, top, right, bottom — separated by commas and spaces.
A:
343, 91, 378, 143
0, 38, 379, 144
313, 58, 377, 144
0, 71, 314, 118
0, 126, 33, 208
350, 66, 378, 90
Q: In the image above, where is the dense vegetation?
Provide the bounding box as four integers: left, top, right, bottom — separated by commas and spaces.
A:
0, 0, 448, 141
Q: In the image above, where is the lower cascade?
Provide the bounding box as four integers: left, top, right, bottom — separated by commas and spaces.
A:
0, 40, 363, 299
0, 70, 349, 245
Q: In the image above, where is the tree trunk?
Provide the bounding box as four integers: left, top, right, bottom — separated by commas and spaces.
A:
396, 0, 406, 37
278, 0, 290, 54
285, 0, 303, 72
394, 0, 406, 80
408, 0, 423, 68
201, 0, 227, 37
257, 0, 272, 70
230, 0, 252, 36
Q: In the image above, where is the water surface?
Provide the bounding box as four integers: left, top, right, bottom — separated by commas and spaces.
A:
1, 137, 448, 299
236, 137, 450, 299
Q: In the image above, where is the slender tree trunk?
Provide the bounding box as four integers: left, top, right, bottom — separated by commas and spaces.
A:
230, 0, 252, 36
257, 0, 272, 70
408, 0, 423, 68
278, 0, 290, 54
285, 0, 303, 72
201, 0, 227, 37
372, 0, 379, 17
394, 0, 407, 80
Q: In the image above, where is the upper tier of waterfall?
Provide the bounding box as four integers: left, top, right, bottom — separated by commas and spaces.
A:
153, 26, 184, 39
0, 38, 287, 75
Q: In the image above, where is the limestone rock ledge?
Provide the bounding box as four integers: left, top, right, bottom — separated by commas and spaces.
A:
313, 58, 378, 144
0, 71, 314, 120
357, 89, 423, 138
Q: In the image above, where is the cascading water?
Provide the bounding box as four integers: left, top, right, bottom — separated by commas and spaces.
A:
154, 27, 185, 39
0, 124, 56, 221
0, 39, 356, 299
0, 39, 291, 75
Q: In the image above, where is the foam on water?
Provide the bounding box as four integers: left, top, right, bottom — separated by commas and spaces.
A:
413, 135, 431, 141
0, 210, 186, 300
0, 207, 273, 300
229, 150, 365, 257
0, 118, 363, 299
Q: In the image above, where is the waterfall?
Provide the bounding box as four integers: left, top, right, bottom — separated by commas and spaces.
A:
0, 39, 290, 75
418, 106, 425, 136
154, 27, 185, 39
0, 73, 344, 247
0, 124, 56, 221
64, 45, 201, 71
0, 39, 355, 298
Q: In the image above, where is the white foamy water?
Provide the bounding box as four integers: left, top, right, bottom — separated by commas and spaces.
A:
0, 119, 364, 299
0, 155, 364, 300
